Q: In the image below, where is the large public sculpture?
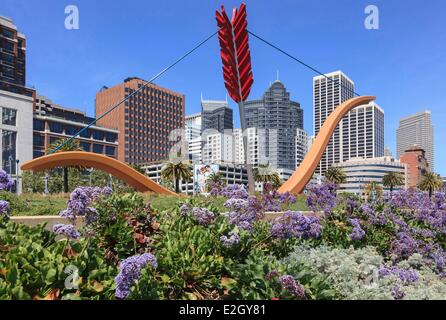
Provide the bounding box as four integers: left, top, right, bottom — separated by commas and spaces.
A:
278, 95, 376, 194
20, 2, 376, 196
20, 152, 177, 196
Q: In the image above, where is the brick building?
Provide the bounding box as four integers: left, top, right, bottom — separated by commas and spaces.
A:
399, 145, 430, 189
95, 77, 185, 164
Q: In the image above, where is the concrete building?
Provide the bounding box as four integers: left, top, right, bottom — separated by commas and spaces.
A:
95, 77, 185, 164
0, 16, 34, 99
185, 113, 201, 141
202, 132, 234, 164
201, 99, 233, 134
313, 71, 384, 175
0, 90, 33, 184
334, 156, 407, 196
400, 145, 430, 189
397, 110, 434, 171
142, 162, 248, 195
295, 128, 308, 168
243, 80, 304, 170
33, 95, 119, 159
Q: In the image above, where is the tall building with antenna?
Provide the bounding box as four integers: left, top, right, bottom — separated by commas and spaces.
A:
313, 71, 384, 175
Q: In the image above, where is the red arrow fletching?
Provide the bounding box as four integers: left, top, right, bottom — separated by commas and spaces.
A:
216, 3, 254, 103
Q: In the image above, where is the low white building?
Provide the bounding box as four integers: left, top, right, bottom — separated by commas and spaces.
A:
142, 162, 248, 195
0, 90, 33, 193
333, 156, 407, 197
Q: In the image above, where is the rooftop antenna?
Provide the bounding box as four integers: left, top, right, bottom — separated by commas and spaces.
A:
200, 92, 203, 102
276, 70, 279, 81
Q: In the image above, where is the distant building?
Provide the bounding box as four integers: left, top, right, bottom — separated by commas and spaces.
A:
334, 156, 407, 197
0, 16, 34, 98
0, 16, 35, 193
384, 147, 393, 157
397, 111, 434, 171
313, 71, 384, 175
201, 99, 233, 134
399, 145, 430, 189
185, 113, 201, 141
33, 95, 118, 159
95, 77, 185, 164
243, 80, 304, 170
142, 162, 248, 195
295, 128, 308, 168
0, 90, 33, 182
185, 113, 202, 163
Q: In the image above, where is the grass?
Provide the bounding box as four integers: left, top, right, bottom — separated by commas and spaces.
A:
5, 191, 309, 217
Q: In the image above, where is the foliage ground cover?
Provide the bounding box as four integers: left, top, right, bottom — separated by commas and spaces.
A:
1, 170, 446, 300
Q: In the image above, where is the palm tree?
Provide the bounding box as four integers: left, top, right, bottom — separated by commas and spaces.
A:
324, 166, 346, 185
160, 157, 192, 193
206, 172, 225, 192
382, 172, 404, 194
47, 138, 83, 193
419, 172, 442, 198
364, 181, 383, 202
253, 164, 281, 189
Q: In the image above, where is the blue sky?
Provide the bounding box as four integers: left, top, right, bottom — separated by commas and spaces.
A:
2, 0, 446, 175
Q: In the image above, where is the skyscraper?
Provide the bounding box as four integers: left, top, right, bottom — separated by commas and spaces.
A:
185, 113, 202, 141
313, 71, 384, 175
397, 111, 434, 171
95, 77, 185, 164
201, 99, 233, 134
0, 16, 34, 97
243, 80, 304, 171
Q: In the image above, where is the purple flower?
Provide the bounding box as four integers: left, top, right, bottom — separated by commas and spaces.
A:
220, 231, 240, 247
0, 169, 14, 191
53, 223, 80, 240
224, 196, 261, 232
191, 207, 215, 226
279, 275, 305, 299
306, 182, 337, 215
271, 211, 322, 240
0, 200, 10, 218
220, 184, 249, 200
349, 218, 365, 241
378, 267, 419, 283
115, 253, 157, 299
58, 186, 112, 224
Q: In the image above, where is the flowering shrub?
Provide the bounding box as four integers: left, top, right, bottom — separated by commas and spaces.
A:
0, 169, 14, 191
270, 211, 322, 240
306, 182, 337, 215
52, 223, 80, 240
115, 253, 158, 299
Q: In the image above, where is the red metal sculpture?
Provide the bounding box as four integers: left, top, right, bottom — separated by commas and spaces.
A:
216, 3, 253, 103
216, 3, 255, 192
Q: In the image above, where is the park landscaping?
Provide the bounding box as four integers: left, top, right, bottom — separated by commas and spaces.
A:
1, 169, 446, 300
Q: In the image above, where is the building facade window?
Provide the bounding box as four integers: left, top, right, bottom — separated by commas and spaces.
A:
2, 107, 17, 126
2, 130, 17, 174
92, 144, 103, 154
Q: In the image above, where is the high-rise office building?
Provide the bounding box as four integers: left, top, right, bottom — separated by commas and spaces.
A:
201, 99, 233, 134
0, 16, 34, 98
397, 111, 434, 171
185, 113, 201, 141
95, 77, 185, 164
33, 95, 119, 159
243, 80, 304, 171
295, 128, 308, 168
313, 71, 384, 175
